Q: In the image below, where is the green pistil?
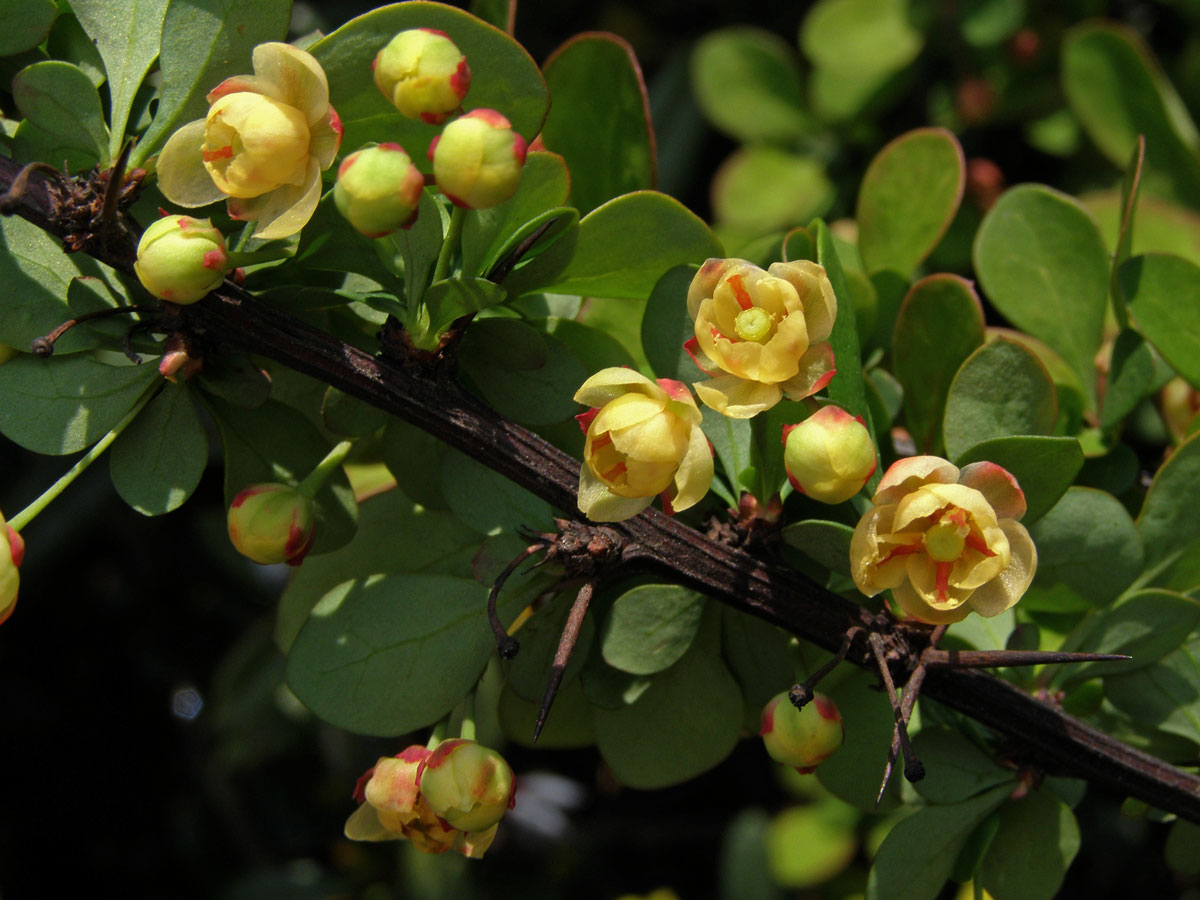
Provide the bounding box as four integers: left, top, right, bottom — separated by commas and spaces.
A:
924, 517, 967, 562
734, 307, 772, 342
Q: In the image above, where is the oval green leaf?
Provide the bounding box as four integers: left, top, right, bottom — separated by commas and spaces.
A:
641, 264, 704, 382
954, 436, 1084, 525
12, 60, 110, 169
942, 338, 1059, 462
1064, 588, 1200, 684
856, 128, 965, 277
540, 32, 655, 214
1138, 430, 1200, 566
980, 790, 1081, 900
1121, 253, 1200, 390
800, 0, 922, 79
601, 584, 705, 676
973, 184, 1109, 407
1103, 634, 1200, 747
0, 0, 56, 56
712, 146, 834, 235
910, 726, 1013, 805
109, 382, 207, 516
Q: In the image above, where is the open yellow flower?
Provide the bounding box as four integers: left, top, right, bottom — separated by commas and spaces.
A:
156, 42, 343, 240
685, 258, 837, 418
575, 369, 713, 522
850, 456, 1037, 625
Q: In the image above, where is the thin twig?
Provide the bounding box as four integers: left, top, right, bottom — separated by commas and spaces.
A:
488, 543, 544, 659
534, 581, 594, 742
869, 633, 924, 806
790, 626, 864, 709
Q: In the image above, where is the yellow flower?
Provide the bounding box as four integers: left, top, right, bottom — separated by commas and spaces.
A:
156, 42, 343, 240
685, 258, 837, 418
343, 746, 501, 859
850, 456, 1037, 625
575, 368, 714, 522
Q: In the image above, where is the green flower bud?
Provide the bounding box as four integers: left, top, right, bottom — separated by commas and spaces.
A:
428, 109, 527, 210
134, 215, 229, 304
782, 406, 876, 504
226, 483, 315, 566
760, 690, 844, 773
0, 512, 23, 626
334, 143, 426, 237
373, 28, 471, 124
418, 739, 515, 832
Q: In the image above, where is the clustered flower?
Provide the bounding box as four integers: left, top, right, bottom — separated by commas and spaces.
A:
344, 740, 515, 858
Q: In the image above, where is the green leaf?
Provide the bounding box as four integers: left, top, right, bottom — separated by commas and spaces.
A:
310, 2, 547, 171
1121, 253, 1200, 390
945, 607, 1015, 652
954, 436, 1083, 526
961, 0, 1025, 47
892, 274, 985, 453
0, 0, 56, 56
71, 0, 168, 158
498, 678, 595, 748
703, 405, 752, 494
942, 338, 1058, 462
973, 185, 1108, 407
720, 810, 788, 900
0, 353, 157, 454
817, 669, 903, 811
766, 802, 859, 888
385, 188, 447, 309
600, 585, 705, 676
275, 488, 483, 652
691, 27, 809, 144
712, 147, 834, 234
286, 574, 522, 735
133, 0, 291, 167
502, 191, 722, 300
801, 0, 922, 79
321, 387, 389, 438
538, 317, 636, 373
294, 191, 397, 286
910, 727, 1012, 804
0, 216, 119, 353
45, 13, 105, 87
458, 321, 588, 426
12, 60, 109, 169
468, 0, 513, 33
780, 520, 854, 577
720, 607, 795, 715
207, 397, 357, 556
856, 128, 964, 277
814, 220, 875, 463
1022, 487, 1142, 613
380, 418, 449, 510
423, 277, 507, 340
1110, 136, 1145, 321
1063, 23, 1200, 208
1101, 329, 1156, 432
641, 264, 704, 382
1083, 189, 1200, 268
440, 447, 555, 535
505, 591, 596, 703
1166, 820, 1200, 876
1065, 589, 1200, 684
593, 606, 742, 788
540, 33, 655, 214
1138, 430, 1200, 566
109, 382, 206, 515
866, 787, 1010, 900
980, 790, 1081, 900
1104, 634, 1200, 746
460, 151, 571, 277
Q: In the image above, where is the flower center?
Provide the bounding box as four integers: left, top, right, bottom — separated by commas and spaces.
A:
734, 307, 773, 342
924, 509, 969, 562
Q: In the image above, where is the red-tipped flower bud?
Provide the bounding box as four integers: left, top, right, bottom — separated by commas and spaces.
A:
134, 215, 229, 304
760, 691, 844, 773
0, 512, 23, 626
418, 739, 516, 832
782, 406, 876, 504
428, 109, 526, 210
334, 143, 426, 237
226, 483, 315, 566
373, 28, 471, 124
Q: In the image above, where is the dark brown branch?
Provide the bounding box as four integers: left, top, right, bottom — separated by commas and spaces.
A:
3, 154, 1199, 823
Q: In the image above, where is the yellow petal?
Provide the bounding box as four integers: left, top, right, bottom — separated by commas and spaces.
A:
670, 425, 715, 512
693, 374, 781, 418
455, 824, 499, 858
577, 464, 654, 521
344, 803, 399, 842
892, 482, 997, 532
233, 160, 322, 239
155, 119, 225, 207
967, 519, 1037, 617
873, 456, 959, 506
574, 367, 662, 407
252, 41, 330, 125
687, 258, 757, 320
850, 504, 901, 595
610, 411, 687, 464
891, 579, 972, 625
778, 341, 835, 402
310, 105, 343, 171
769, 259, 837, 342
592, 393, 665, 435
905, 554, 973, 610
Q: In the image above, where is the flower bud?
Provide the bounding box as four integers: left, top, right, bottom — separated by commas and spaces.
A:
334, 143, 426, 237
428, 109, 527, 210
417, 739, 515, 833
760, 691, 844, 773
373, 28, 471, 124
226, 483, 315, 566
158, 334, 203, 383
134, 215, 229, 304
0, 512, 23, 626
782, 406, 876, 504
